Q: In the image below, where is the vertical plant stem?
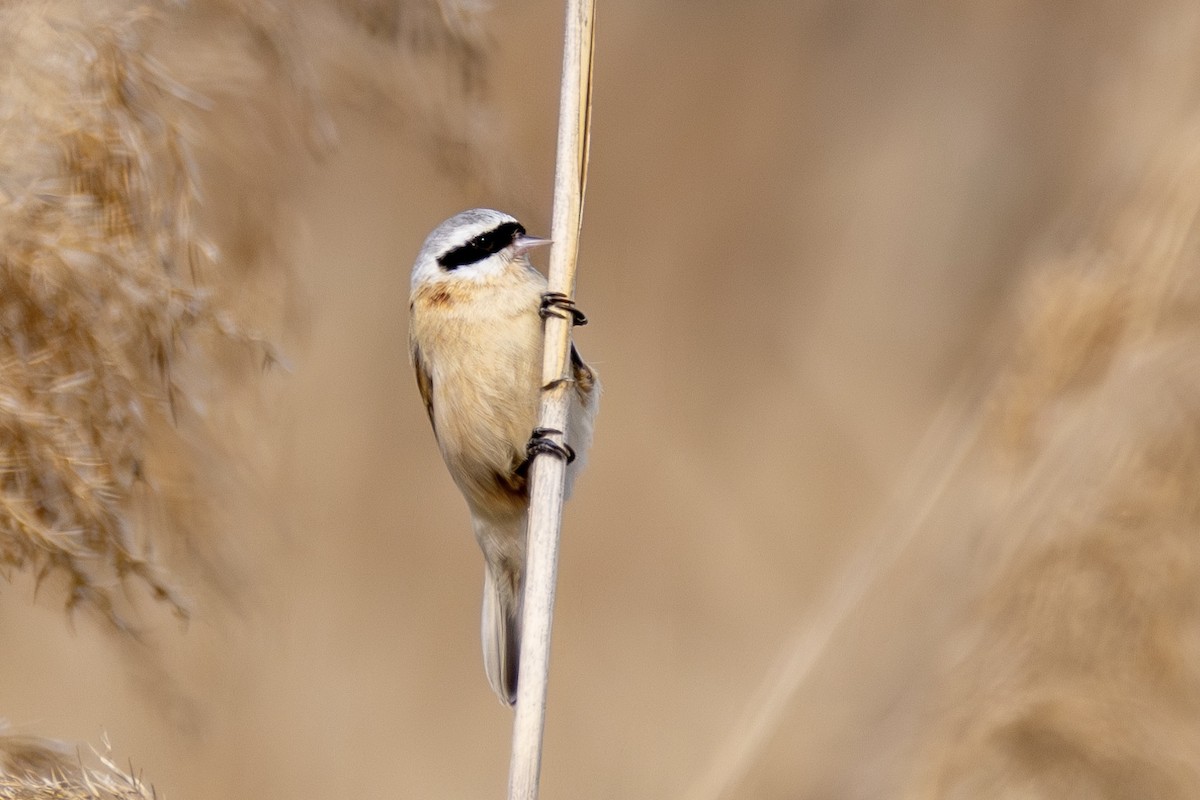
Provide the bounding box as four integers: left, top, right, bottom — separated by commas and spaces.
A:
507, 0, 596, 798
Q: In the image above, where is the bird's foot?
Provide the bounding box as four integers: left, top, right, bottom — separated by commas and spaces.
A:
522, 427, 576, 471
539, 292, 588, 326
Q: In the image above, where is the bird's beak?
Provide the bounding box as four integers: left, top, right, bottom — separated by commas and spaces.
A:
513, 234, 553, 255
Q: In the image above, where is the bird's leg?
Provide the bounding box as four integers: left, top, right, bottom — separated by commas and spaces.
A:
539, 292, 588, 326
518, 427, 576, 476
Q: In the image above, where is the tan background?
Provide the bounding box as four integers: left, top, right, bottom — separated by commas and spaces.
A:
4, 1, 1200, 798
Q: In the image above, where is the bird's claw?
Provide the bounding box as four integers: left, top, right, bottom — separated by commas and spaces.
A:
539, 292, 588, 326
525, 427, 576, 465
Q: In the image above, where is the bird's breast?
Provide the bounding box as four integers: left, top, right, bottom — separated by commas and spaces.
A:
410, 273, 545, 514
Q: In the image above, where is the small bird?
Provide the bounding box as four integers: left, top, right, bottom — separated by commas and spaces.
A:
408, 208, 599, 705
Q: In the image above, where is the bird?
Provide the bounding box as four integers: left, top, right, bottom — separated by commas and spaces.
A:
408, 208, 599, 705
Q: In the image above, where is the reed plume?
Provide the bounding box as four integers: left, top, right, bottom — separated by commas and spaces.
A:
0, 2, 238, 628
902, 125, 1200, 800
1, 729, 155, 800
0, 0, 490, 628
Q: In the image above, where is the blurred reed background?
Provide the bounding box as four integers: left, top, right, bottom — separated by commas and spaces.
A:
2, 1, 1200, 798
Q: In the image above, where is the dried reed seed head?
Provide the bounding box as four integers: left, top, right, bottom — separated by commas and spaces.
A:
0, 730, 156, 800
984, 134, 1200, 463
331, 0, 488, 88
0, 0, 491, 630
0, 2, 256, 628
905, 132, 1200, 800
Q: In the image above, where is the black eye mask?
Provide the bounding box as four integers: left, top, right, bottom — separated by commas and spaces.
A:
438, 221, 526, 270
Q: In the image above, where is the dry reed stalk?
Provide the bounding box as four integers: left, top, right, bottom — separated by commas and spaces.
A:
508, 1, 596, 798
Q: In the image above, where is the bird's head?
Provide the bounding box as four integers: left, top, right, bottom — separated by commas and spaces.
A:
411, 208, 551, 292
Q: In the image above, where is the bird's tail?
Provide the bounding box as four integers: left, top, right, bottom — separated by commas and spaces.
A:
482, 562, 522, 706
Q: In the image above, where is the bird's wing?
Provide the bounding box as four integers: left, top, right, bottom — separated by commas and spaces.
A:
411, 342, 436, 428
570, 343, 597, 401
